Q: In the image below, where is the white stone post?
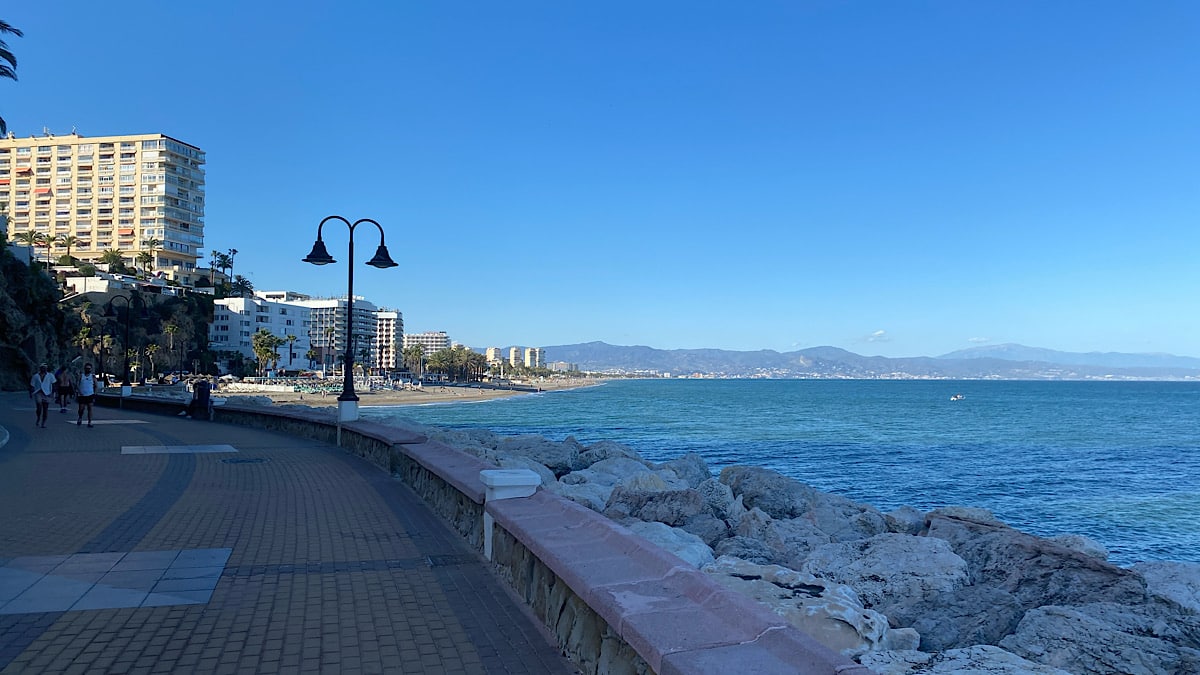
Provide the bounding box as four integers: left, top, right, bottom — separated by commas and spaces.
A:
479, 469, 541, 560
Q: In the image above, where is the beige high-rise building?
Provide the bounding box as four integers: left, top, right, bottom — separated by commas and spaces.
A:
0, 131, 205, 281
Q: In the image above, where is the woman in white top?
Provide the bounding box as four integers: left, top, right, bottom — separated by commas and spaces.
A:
29, 364, 56, 428
76, 363, 99, 427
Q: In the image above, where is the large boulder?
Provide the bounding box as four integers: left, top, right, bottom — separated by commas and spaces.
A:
881, 584, 1024, 651
999, 602, 1200, 675
625, 521, 714, 568
925, 514, 1147, 610
544, 481, 612, 513
703, 556, 918, 658
859, 645, 1073, 675
720, 466, 887, 542
1132, 561, 1200, 614
713, 536, 778, 565
653, 453, 712, 488
497, 456, 557, 487
800, 533, 969, 611
678, 513, 730, 547
560, 457, 654, 489
604, 484, 705, 527
1049, 533, 1109, 561
578, 440, 643, 467
496, 434, 586, 476
735, 507, 831, 568
884, 506, 926, 536
696, 478, 746, 524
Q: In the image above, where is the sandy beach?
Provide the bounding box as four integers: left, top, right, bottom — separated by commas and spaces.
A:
228, 378, 601, 408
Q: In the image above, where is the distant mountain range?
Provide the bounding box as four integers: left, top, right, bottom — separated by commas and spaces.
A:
540, 342, 1200, 380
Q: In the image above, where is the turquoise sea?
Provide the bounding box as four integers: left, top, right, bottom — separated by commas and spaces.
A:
362, 379, 1200, 567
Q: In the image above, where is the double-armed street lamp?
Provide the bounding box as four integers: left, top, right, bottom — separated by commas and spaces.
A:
303, 215, 398, 422
104, 293, 149, 392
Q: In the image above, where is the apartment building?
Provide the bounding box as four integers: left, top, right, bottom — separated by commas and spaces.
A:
211, 296, 311, 370
0, 131, 206, 282
402, 331, 451, 354
261, 292, 380, 373
485, 347, 503, 364
375, 309, 404, 371
507, 347, 522, 367
524, 347, 545, 369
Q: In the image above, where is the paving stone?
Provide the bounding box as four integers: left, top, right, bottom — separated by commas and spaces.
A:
0, 395, 577, 674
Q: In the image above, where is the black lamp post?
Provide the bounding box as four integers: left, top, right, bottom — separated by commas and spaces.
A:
302, 216, 398, 420
104, 294, 149, 387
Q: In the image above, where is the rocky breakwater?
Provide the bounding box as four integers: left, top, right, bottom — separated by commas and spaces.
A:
409, 423, 1200, 675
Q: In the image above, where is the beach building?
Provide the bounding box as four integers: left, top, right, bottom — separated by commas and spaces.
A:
375, 309, 404, 372
524, 347, 545, 369
485, 347, 503, 364
261, 292, 381, 375
508, 347, 522, 367
0, 131, 206, 284
211, 296, 311, 370
402, 331, 451, 354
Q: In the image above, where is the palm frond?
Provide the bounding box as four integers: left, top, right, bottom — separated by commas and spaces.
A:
0, 21, 24, 37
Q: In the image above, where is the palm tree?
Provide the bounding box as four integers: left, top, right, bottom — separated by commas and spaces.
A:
402, 345, 425, 377
286, 334, 297, 370
230, 274, 253, 297
141, 237, 162, 275
55, 234, 79, 266
136, 250, 153, 276
99, 248, 125, 272
12, 230, 40, 264
0, 20, 23, 136
144, 344, 159, 380
227, 248, 239, 284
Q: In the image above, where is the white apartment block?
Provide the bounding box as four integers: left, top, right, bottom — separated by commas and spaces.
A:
0, 131, 206, 283
524, 347, 545, 369
402, 331, 451, 354
375, 309, 404, 371
508, 347, 522, 367
485, 347, 503, 363
211, 296, 311, 370
262, 292, 380, 373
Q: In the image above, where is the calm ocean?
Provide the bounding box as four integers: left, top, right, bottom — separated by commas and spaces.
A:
361, 379, 1200, 566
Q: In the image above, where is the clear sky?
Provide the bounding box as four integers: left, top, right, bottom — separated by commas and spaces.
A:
5, 2, 1198, 358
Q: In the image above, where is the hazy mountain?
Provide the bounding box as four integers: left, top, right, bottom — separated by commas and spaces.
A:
541, 341, 1200, 380
939, 344, 1200, 370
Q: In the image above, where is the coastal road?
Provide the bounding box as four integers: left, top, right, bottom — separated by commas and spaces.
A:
0, 393, 577, 674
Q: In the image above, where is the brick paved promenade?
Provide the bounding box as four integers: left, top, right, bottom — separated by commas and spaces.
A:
0, 392, 577, 674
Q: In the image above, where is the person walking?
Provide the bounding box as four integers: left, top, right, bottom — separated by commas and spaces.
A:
29, 364, 56, 428
53, 366, 66, 411
57, 367, 75, 413
76, 363, 99, 428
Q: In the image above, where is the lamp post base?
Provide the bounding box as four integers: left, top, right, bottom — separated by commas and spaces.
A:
337, 399, 359, 423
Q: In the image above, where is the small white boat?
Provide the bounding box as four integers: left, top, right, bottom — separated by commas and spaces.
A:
950, 394, 965, 401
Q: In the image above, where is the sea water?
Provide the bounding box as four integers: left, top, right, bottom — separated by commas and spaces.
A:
361, 379, 1200, 566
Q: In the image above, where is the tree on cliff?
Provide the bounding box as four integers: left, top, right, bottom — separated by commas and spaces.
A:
0, 20, 23, 136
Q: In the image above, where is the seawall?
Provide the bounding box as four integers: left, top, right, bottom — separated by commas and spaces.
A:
96, 393, 868, 675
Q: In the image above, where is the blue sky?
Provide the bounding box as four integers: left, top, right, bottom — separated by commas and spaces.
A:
6, 2, 1198, 357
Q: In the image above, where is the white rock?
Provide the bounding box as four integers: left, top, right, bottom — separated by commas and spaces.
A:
801, 533, 969, 609
703, 556, 914, 658
1049, 533, 1109, 561
1131, 560, 1200, 614
625, 521, 714, 568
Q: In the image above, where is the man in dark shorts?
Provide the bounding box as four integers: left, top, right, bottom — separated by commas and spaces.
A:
57, 367, 75, 413
76, 362, 99, 427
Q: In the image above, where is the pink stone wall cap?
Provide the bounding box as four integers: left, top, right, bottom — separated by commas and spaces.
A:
658, 625, 870, 675
399, 440, 495, 503
341, 418, 427, 446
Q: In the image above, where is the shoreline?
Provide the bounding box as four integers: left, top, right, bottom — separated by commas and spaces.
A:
227, 378, 602, 408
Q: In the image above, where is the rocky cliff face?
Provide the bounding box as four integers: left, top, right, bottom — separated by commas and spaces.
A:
0, 245, 76, 391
